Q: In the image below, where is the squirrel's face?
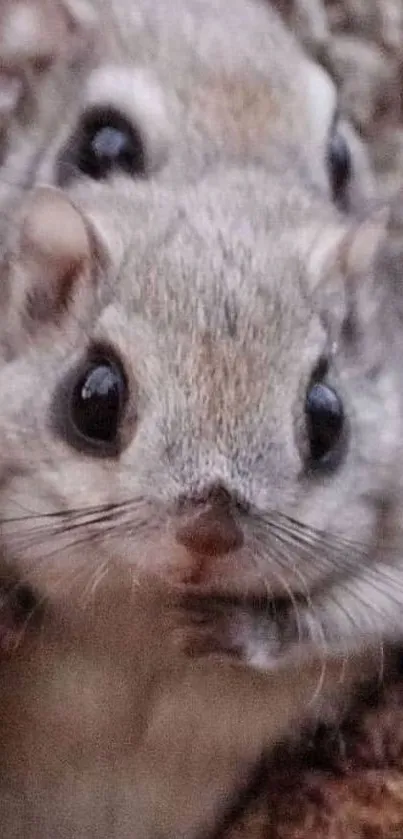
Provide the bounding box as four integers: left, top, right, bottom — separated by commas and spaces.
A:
1, 0, 371, 211
0, 172, 400, 636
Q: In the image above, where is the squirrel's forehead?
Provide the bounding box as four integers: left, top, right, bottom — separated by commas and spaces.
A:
108, 212, 317, 338
100, 266, 322, 375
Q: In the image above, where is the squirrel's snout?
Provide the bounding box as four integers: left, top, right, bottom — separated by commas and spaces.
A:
176, 502, 244, 558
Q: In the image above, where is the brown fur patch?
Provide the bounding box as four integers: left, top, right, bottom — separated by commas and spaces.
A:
193, 73, 279, 154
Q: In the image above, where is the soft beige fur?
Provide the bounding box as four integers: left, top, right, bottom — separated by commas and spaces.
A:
0, 556, 382, 839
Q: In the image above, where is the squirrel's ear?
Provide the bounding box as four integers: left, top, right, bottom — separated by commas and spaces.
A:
307, 208, 389, 287
4, 186, 99, 345
310, 207, 390, 363
20, 185, 92, 315
338, 208, 390, 352
0, 0, 97, 149
341, 207, 390, 279
0, 0, 96, 70
337, 206, 389, 330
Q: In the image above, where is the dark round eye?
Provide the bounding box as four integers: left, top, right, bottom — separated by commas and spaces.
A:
305, 383, 344, 467
57, 107, 145, 184
327, 129, 352, 204
70, 358, 127, 445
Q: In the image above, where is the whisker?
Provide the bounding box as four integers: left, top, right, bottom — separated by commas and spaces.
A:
0, 496, 150, 530
306, 658, 328, 709
274, 511, 371, 552
270, 542, 329, 651
327, 586, 386, 685
345, 568, 403, 615
79, 558, 112, 606
17, 516, 156, 567
250, 545, 304, 646
271, 525, 364, 571
263, 510, 373, 559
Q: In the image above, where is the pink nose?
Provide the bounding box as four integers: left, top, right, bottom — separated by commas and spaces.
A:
176, 504, 244, 557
